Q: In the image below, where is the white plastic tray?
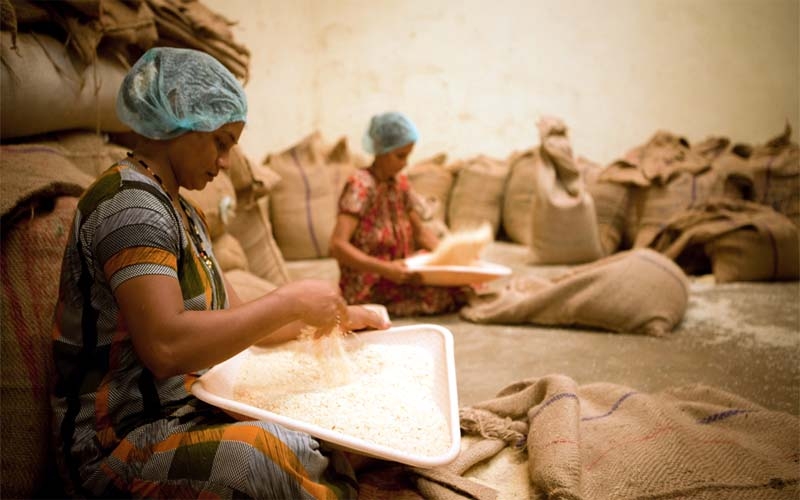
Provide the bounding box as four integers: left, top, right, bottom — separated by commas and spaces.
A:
191, 324, 461, 468
405, 254, 512, 286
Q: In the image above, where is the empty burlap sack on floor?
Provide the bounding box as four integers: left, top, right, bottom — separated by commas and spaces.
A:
529, 116, 603, 264
461, 248, 689, 336
416, 374, 799, 500
447, 154, 509, 234
650, 199, 799, 282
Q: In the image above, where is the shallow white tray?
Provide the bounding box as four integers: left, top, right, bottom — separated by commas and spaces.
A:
405, 254, 512, 286
191, 324, 461, 468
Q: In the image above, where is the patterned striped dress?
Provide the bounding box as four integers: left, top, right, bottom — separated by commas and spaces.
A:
51, 161, 356, 499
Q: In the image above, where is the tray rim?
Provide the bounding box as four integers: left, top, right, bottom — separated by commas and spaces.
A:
404, 254, 512, 285
191, 323, 461, 468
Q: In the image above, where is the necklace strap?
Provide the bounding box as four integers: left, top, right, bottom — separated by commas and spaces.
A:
126, 152, 214, 270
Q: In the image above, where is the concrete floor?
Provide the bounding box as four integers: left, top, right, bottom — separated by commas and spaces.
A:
398, 243, 800, 415
287, 242, 800, 416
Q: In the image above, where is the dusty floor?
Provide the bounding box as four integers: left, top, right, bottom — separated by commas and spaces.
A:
288, 242, 800, 416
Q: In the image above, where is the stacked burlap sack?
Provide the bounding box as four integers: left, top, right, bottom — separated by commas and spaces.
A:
404, 118, 798, 280
600, 124, 799, 282
1, 0, 250, 141
261, 130, 368, 260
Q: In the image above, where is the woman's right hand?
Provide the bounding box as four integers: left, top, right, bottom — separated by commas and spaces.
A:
381, 260, 422, 285
272, 279, 348, 333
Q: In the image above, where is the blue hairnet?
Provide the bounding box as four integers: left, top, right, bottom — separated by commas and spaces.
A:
362, 112, 420, 155
116, 47, 247, 140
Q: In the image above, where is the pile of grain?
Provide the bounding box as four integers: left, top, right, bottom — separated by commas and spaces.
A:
234, 335, 451, 457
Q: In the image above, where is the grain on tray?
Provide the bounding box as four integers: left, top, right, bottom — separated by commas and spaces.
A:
424, 222, 493, 266
234, 334, 451, 458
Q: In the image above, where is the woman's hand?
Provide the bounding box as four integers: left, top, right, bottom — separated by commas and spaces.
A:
381, 260, 422, 285
271, 279, 348, 335
345, 305, 391, 331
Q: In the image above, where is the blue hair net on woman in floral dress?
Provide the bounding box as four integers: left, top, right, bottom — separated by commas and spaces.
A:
362, 111, 420, 155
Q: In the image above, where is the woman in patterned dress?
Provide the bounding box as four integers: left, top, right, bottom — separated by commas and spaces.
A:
51, 47, 387, 499
330, 112, 470, 317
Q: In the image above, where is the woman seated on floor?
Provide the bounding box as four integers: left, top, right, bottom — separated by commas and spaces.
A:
329, 111, 471, 317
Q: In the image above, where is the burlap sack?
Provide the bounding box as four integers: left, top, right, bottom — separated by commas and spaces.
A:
600, 130, 709, 187
224, 269, 278, 303
436, 375, 800, 500
447, 154, 508, 234
650, 199, 799, 282
212, 232, 249, 273
264, 131, 339, 260
599, 131, 735, 248
744, 125, 799, 227
181, 171, 237, 240
502, 148, 537, 245
228, 196, 290, 287
406, 152, 454, 225
529, 117, 603, 264
708, 224, 800, 283
461, 249, 689, 336
146, 0, 251, 81
326, 135, 364, 200
227, 145, 282, 211
581, 156, 631, 255
42, 131, 130, 178
0, 144, 94, 221
11, 0, 159, 70
1, 31, 130, 139
1, 196, 77, 499
628, 168, 729, 248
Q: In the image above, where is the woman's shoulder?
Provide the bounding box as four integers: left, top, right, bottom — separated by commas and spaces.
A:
396, 172, 411, 191
79, 161, 171, 219
346, 168, 376, 188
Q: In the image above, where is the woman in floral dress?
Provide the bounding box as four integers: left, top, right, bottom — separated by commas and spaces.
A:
330, 112, 469, 317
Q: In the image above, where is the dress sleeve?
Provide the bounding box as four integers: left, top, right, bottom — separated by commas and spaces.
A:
90, 187, 182, 292
338, 172, 371, 217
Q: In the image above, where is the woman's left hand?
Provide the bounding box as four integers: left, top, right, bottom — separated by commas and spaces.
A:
345, 305, 391, 332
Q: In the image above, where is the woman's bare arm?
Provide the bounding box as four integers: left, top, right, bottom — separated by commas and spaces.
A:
116, 275, 346, 379
329, 213, 417, 284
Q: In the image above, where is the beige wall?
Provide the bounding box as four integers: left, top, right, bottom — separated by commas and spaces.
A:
209, 0, 799, 166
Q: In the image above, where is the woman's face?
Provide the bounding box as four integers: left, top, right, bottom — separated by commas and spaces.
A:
169, 121, 245, 190
374, 142, 415, 180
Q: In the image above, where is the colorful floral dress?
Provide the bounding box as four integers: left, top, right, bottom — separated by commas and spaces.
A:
337, 168, 468, 316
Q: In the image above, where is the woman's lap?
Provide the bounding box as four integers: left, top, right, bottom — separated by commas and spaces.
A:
83, 400, 357, 499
